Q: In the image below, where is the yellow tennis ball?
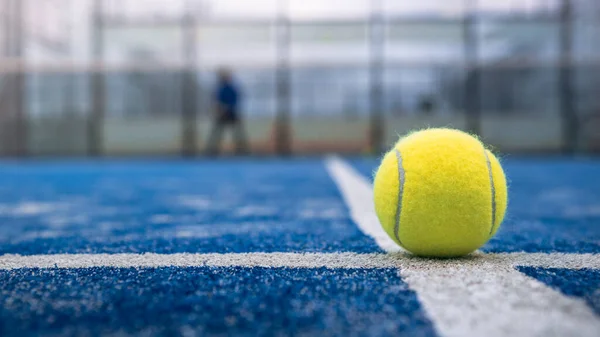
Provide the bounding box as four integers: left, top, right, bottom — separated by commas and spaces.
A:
373, 128, 507, 257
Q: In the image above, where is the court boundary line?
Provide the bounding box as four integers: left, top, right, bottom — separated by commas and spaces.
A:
325, 156, 401, 253
0, 252, 599, 270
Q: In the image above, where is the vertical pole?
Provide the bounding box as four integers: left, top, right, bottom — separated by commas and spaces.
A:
275, 0, 291, 155
181, 1, 198, 157
0, 0, 11, 156
3, 0, 14, 155
463, 0, 481, 136
559, 0, 576, 153
90, 0, 104, 156
2, 0, 9, 56
369, 0, 384, 153
13, 0, 25, 156
5, 0, 12, 57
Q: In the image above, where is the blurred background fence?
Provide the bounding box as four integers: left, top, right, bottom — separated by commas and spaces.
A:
0, 0, 599, 156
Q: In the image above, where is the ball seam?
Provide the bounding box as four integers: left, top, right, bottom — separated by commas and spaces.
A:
484, 149, 497, 235
394, 149, 406, 246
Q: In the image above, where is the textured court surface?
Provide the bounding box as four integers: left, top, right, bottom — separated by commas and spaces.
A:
0, 157, 599, 336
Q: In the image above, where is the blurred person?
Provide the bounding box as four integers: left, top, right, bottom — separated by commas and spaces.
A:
205, 68, 248, 155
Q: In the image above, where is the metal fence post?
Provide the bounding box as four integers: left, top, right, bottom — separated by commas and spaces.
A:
275, 0, 291, 155
181, 4, 198, 157
90, 0, 105, 156
12, 0, 26, 157
369, 0, 385, 153
559, 0, 576, 154
463, 0, 481, 136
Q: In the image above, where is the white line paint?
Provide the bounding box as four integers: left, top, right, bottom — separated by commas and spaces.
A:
0, 252, 402, 270
1, 252, 599, 270
325, 156, 401, 253
501, 252, 600, 269
400, 256, 600, 337
325, 156, 600, 337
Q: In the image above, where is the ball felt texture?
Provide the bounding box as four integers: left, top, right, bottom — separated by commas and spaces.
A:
373, 128, 508, 257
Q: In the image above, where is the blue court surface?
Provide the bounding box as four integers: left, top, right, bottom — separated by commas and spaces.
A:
0, 157, 599, 336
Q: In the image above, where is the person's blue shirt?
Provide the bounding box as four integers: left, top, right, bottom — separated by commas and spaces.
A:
216, 82, 240, 120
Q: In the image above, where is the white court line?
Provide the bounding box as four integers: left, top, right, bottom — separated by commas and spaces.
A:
325, 156, 600, 337
1, 252, 599, 270
399, 256, 600, 337
1, 252, 600, 337
325, 156, 401, 252
0, 252, 400, 270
